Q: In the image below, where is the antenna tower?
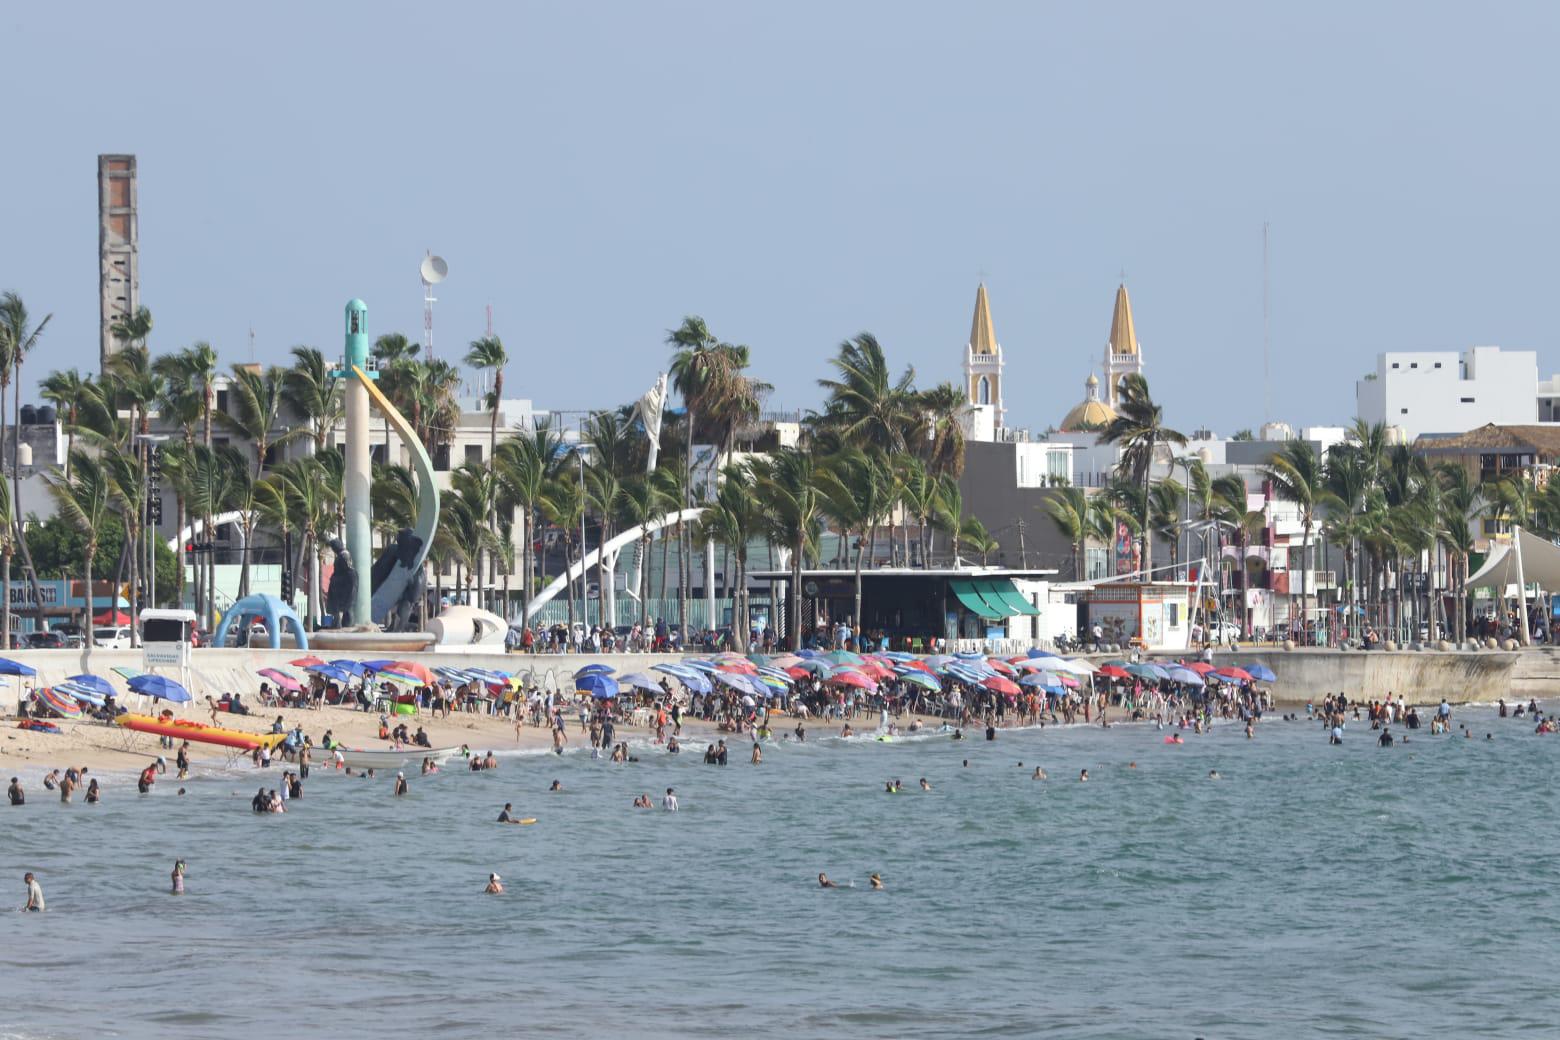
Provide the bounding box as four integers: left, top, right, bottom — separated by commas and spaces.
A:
420, 251, 448, 361
1262, 223, 1271, 423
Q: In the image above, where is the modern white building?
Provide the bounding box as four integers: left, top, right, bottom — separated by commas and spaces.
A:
1355, 346, 1538, 439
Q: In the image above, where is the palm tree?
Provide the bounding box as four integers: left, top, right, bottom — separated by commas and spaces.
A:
750, 447, 821, 649
934, 476, 964, 563
912, 382, 971, 480
897, 457, 938, 566
538, 474, 584, 636
959, 516, 999, 565
816, 449, 891, 636
1046, 486, 1091, 581
1437, 464, 1482, 643
464, 336, 507, 464
494, 421, 563, 620
264, 454, 340, 626
39, 368, 89, 479
815, 333, 915, 454
0, 292, 53, 631
695, 464, 759, 650
1263, 440, 1337, 643
0, 472, 13, 649
282, 346, 342, 455
1099, 373, 1185, 580
45, 451, 114, 647
219, 365, 299, 478
616, 476, 667, 630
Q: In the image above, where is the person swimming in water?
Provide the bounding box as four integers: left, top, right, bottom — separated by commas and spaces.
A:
919, 778, 931, 790
868, 873, 883, 890
549, 780, 562, 791
485, 873, 504, 894
817, 873, 838, 888
1208, 770, 1221, 780
1079, 769, 1089, 782
1032, 767, 1047, 780
170, 859, 186, 895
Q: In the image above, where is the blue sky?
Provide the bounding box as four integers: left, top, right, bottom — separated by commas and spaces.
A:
3, 1, 1556, 434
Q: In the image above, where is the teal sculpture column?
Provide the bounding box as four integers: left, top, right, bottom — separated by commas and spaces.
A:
343, 299, 373, 627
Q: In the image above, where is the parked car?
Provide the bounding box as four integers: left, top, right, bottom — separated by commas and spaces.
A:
51, 624, 85, 649
93, 626, 135, 649
25, 631, 64, 649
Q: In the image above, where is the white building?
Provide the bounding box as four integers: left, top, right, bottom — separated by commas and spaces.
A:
1355, 346, 1538, 439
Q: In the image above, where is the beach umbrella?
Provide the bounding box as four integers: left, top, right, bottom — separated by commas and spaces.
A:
1124, 663, 1157, 679
898, 671, 942, 693
359, 659, 398, 672
680, 659, 718, 673
618, 672, 662, 693
825, 650, 864, 666
37, 687, 82, 718
1215, 667, 1254, 683
257, 668, 302, 692
788, 658, 828, 675
1053, 658, 1097, 675
986, 658, 1018, 676
827, 670, 877, 692
878, 651, 916, 662
384, 661, 436, 684
289, 656, 326, 668
1026, 648, 1058, 659
1097, 665, 1131, 680
716, 661, 759, 675
1057, 674, 1081, 689
0, 658, 37, 677
1019, 672, 1057, 688
1244, 663, 1277, 682
1014, 658, 1053, 672
128, 675, 191, 703
954, 650, 985, 660
111, 666, 143, 682
65, 674, 115, 698
573, 663, 615, 679
982, 675, 1022, 697
757, 665, 795, 685
575, 673, 619, 699
1186, 662, 1218, 674
794, 648, 821, 658
328, 659, 369, 677
1166, 666, 1205, 686
53, 680, 108, 707
768, 654, 803, 668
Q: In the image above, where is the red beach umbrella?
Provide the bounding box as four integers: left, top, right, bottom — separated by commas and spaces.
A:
1097, 665, 1131, 679
982, 675, 1021, 697
827, 670, 878, 692
1215, 667, 1253, 682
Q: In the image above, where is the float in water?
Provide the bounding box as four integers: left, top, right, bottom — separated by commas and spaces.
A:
115, 714, 288, 751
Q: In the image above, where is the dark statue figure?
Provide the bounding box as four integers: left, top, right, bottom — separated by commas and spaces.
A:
371, 528, 426, 632
325, 538, 358, 627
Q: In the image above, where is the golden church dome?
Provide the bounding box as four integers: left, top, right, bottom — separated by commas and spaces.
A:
1060, 373, 1116, 431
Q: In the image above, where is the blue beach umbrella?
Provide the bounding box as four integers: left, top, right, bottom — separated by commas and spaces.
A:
1026, 648, 1058, 659
54, 680, 109, 707
617, 672, 663, 693
574, 663, 615, 679
0, 658, 37, 677
1166, 667, 1205, 686
328, 659, 368, 677
128, 674, 191, 703
575, 673, 619, 699
1244, 663, 1277, 682
65, 674, 115, 698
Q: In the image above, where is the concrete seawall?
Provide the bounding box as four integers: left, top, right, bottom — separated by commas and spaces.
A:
1142, 649, 1518, 706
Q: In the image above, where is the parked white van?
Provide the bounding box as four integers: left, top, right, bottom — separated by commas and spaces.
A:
93, 626, 134, 649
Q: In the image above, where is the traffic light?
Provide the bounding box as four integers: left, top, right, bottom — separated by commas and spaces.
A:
280, 568, 294, 602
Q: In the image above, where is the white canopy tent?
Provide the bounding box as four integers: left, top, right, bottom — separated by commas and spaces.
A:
1463, 526, 1560, 644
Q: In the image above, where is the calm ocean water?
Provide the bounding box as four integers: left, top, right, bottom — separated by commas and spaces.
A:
3, 708, 1558, 1040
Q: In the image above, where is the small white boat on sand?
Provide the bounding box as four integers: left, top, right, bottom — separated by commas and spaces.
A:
329, 745, 464, 771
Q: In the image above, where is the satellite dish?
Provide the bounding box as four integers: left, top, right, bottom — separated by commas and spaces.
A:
420, 255, 448, 284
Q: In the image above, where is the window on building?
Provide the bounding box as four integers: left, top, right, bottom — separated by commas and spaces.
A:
1434, 362, 1442, 368
1410, 362, 1418, 369
432, 444, 451, 471
1483, 518, 1510, 536
1460, 397, 1475, 403
370, 444, 386, 465
464, 444, 484, 466
1400, 408, 1408, 414
216, 390, 229, 414
1391, 362, 1400, 369
977, 376, 990, 405
1168, 603, 1179, 628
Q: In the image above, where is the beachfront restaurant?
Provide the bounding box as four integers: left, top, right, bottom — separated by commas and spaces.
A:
747, 567, 1056, 651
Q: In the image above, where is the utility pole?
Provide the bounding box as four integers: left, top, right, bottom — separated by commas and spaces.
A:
1262, 222, 1271, 424
1017, 519, 1028, 568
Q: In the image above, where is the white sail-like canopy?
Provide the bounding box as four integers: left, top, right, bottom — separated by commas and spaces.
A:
1464, 527, 1560, 592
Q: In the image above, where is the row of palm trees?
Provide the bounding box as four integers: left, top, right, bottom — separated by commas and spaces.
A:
1046, 380, 1515, 644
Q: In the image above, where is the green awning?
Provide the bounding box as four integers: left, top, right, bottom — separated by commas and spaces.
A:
949, 579, 1007, 619
980, 579, 1040, 616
